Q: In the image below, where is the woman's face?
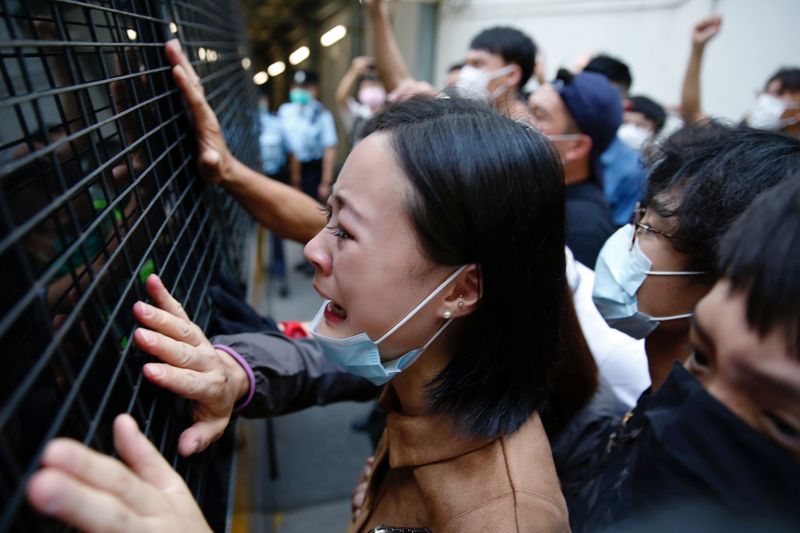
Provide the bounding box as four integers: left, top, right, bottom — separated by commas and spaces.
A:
687, 280, 800, 460
304, 133, 453, 360
635, 194, 710, 331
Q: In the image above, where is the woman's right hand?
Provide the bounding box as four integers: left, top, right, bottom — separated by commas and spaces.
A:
134, 274, 250, 456
164, 39, 234, 185
27, 414, 211, 532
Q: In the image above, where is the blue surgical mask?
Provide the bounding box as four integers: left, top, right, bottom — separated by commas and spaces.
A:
592, 224, 705, 339
309, 266, 467, 386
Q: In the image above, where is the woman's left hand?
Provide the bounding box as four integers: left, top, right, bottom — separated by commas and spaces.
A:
134, 274, 250, 456
26, 414, 211, 532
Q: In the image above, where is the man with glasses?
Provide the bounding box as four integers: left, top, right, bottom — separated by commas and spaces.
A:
591, 120, 800, 391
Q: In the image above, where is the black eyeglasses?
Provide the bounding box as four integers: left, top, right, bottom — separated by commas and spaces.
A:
630, 202, 676, 250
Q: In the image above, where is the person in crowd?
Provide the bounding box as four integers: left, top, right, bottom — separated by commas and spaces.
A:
528, 69, 618, 267
366, 0, 647, 415
278, 69, 338, 204
746, 67, 800, 137
278, 69, 338, 276
27, 96, 573, 533
618, 95, 667, 150
592, 121, 800, 391
335, 56, 386, 146
681, 13, 800, 138
574, 175, 800, 531
365, 0, 647, 407
257, 88, 291, 297
364, 0, 536, 120
584, 54, 632, 100
582, 54, 649, 226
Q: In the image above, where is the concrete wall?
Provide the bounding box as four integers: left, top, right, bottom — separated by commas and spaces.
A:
433, 0, 800, 121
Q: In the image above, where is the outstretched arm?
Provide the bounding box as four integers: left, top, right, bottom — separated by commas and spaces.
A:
224, 158, 325, 243
132, 274, 380, 456
363, 0, 413, 92
680, 14, 722, 124
336, 56, 373, 110
165, 40, 325, 243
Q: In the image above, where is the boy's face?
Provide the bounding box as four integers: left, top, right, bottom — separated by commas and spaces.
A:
464, 48, 516, 93
687, 279, 800, 459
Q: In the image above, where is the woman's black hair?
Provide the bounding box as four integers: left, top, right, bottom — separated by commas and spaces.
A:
363, 97, 571, 439
718, 175, 800, 354
644, 120, 800, 274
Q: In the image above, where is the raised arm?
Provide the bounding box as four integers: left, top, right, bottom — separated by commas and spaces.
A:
165, 40, 325, 243
680, 14, 722, 124
336, 56, 373, 110
363, 0, 413, 92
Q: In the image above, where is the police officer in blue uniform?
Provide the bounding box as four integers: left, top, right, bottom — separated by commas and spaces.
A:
278, 69, 338, 203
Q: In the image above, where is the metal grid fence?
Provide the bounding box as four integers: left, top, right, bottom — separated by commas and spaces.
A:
0, 0, 259, 530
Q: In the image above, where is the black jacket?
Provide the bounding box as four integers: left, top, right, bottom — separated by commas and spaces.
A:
573, 364, 800, 531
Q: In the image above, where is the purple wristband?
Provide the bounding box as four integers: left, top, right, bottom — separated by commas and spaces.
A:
213, 344, 255, 414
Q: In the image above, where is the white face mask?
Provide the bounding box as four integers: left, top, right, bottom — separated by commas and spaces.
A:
617, 123, 652, 151
747, 93, 800, 130
454, 64, 515, 103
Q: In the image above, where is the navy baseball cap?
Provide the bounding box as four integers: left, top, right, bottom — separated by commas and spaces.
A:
554, 69, 622, 158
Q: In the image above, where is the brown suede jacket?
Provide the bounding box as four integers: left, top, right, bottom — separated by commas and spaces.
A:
350, 387, 570, 533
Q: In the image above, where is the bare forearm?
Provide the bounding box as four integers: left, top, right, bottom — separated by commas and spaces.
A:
336, 68, 359, 109
223, 158, 325, 243
367, 2, 414, 92
681, 45, 705, 123
289, 154, 301, 189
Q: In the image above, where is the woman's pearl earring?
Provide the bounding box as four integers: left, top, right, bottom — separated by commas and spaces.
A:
443, 310, 453, 320
457, 295, 464, 309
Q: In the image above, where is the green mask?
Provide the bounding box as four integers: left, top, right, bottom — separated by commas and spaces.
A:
289, 88, 311, 105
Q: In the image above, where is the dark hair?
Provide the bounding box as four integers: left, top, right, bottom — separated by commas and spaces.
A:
718, 175, 800, 354
363, 97, 572, 438
291, 69, 319, 86
645, 120, 800, 274
766, 67, 800, 94
469, 27, 537, 89
584, 54, 632, 93
628, 95, 667, 133
357, 72, 382, 92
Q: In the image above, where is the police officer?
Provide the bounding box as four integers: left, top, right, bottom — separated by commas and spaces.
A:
278, 69, 338, 203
